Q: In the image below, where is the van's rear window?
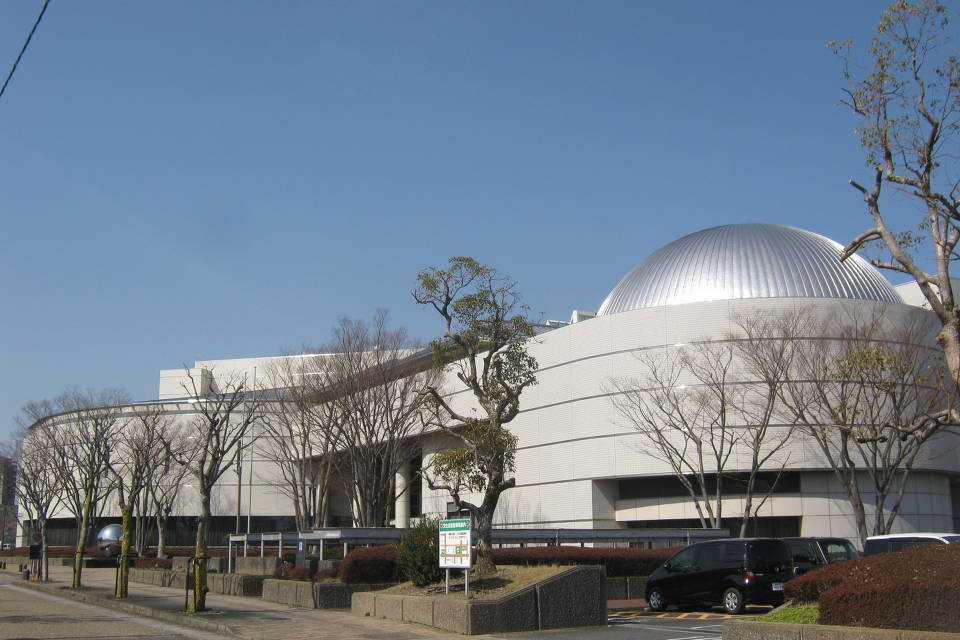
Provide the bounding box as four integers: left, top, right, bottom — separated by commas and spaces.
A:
747, 541, 791, 570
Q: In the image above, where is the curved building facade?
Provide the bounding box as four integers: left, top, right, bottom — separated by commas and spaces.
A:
21, 223, 960, 545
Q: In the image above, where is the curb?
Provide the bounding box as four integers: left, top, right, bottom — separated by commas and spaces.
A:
12, 580, 253, 640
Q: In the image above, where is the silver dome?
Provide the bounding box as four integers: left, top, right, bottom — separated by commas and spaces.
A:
597, 223, 901, 315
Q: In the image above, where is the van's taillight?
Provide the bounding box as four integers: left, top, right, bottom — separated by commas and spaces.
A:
744, 569, 756, 579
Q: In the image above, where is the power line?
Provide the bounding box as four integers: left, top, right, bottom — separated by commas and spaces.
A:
0, 0, 51, 102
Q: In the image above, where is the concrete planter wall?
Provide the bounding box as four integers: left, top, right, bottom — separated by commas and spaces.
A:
170, 557, 227, 573
128, 568, 264, 596
723, 619, 960, 640
233, 557, 279, 576
351, 565, 607, 635
606, 576, 647, 599
261, 579, 395, 609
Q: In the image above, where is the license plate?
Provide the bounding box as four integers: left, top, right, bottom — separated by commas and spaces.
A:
772, 583, 784, 591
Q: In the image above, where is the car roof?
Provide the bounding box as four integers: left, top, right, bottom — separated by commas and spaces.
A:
865, 533, 955, 541
783, 537, 852, 543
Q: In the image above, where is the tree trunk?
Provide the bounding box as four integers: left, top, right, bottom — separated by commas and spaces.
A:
472, 506, 495, 576
115, 504, 132, 598
40, 519, 49, 581
155, 512, 168, 558
72, 486, 95, 588
188, 497, 211, 613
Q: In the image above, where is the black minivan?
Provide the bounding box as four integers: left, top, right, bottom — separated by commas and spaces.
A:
645, 538, 793, 614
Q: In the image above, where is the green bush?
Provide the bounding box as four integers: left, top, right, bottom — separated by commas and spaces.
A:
398, 518, 442, 587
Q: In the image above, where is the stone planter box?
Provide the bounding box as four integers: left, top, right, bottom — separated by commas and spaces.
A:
262, 579, 395, 609
606, 576, 648, 599
352, 565, 607, 635
128, 568, 264, 596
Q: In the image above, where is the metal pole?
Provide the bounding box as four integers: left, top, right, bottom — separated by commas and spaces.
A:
464, 569, 469, 596
235, 447, 242, 534
445, 568, 449, 594
246, 366, 256, 534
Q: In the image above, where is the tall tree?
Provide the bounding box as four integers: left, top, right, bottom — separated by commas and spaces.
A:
780, 307, 952, 545
6, 426, 63, 580
104, 405, 171, 598
176, 370, 261, 613
611, 337, 794, 536
40, 389, 129, 588
259, 353, 339, 531
144, 424, 191, 560
836, 0, 960, 414
413, 257, 537, 572
324, 311, 435, 527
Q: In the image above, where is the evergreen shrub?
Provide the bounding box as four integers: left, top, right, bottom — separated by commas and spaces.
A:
398, 518, 442, 587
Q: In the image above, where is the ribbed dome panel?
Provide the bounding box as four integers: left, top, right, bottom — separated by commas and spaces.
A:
597, 224, 900, 315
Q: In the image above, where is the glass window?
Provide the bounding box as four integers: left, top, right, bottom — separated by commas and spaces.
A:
669, 547, 697, 569
823, 541, 857, 563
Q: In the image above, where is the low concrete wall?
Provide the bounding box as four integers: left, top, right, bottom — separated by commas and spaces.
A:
606, 576, 648, 600
261, 579, 394, 609
351, 565, 606, 635
234, 557, 279, 576
128, 569, 264, 596
723, 619, 960, 640
170, 557, 227, 573
130, 568, 188, 589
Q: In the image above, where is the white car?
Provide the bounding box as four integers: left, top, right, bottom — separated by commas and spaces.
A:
863, 532, 960, 556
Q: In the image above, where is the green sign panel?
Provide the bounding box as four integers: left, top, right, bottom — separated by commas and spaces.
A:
439, 518, 472, 568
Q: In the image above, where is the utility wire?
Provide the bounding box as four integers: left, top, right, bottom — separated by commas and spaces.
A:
0, 0, 51, 102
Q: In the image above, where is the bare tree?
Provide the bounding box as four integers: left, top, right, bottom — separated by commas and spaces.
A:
729, 311, 806, 534
835, 0, 960, 410
414, 257, 538, 572
104, 405, 172, 598
37, 389, 129, 588
324, 311, 434, 528
176, 370, 261, 613
145, 424, 191, 559
259, 354, 339, 530
611, 343, 741, 531
7, 426, 63, 580
780, 307, 954, 545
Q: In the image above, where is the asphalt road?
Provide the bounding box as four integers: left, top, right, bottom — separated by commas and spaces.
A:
0, 575, 228, 640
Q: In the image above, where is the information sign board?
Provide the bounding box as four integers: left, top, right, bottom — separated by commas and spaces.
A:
439, 518, 471, 569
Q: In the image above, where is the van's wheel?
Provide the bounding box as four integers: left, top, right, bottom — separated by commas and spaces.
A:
722, 588, 744, 614
647, 587, 667, 612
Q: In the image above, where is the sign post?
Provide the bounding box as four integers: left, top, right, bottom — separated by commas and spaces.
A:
439, 518, 472, 595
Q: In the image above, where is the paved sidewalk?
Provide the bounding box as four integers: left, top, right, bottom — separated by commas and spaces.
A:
0, 565, 482, 640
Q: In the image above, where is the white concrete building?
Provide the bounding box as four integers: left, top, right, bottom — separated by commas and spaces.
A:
22, 223, 960, 546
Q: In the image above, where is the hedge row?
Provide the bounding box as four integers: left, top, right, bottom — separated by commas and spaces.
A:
334, 544, 678, 584
0, 545, 228, 559
786, 544, 960, 633
133, 557, 174, 569
491, 546, 680, 577
0, 546, 105, 558
339, 545, 399, 584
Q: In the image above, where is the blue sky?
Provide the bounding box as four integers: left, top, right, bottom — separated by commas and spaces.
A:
0, 1, 932, 439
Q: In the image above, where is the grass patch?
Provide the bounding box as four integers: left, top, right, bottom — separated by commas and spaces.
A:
759, 603, 819, 624
382, 564, 565, 600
